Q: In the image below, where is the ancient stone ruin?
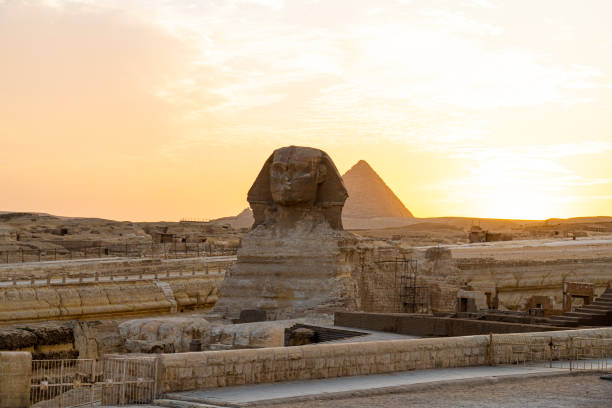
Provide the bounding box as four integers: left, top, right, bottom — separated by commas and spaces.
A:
213, 146, 360, 320
342, 159, 413, 219
0, 146, 611, 407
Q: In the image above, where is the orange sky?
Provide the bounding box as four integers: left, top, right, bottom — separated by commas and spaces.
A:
1, 0, 611, 221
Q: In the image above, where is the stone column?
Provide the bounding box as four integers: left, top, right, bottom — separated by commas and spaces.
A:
0, 351, 31, 408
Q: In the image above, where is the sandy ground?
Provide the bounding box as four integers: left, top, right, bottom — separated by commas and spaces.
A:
445, 235, 612, 261
258, 374, 612, 408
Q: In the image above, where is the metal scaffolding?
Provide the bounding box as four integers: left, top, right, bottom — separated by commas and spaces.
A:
398, 259, 430, 313
372, 257, 430, 314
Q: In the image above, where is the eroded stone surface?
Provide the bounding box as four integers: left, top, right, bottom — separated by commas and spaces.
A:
0, 322, 78, 360
116, 317, 304, 352
214, 146, 360, 320
248, 146, 348, 230
118, 317, 210, 353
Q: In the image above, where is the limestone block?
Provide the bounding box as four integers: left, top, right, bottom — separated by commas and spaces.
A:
157, 327, 612, 394
0, 352, 31, 408
119, 317, 210, 353
200, 376, 217, 389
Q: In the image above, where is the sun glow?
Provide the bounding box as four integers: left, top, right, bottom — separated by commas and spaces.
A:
1, 1, 611, 221
475, 190, 566, 221
432, 153, 578, 220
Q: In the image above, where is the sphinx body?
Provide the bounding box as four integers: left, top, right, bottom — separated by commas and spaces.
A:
212, 146, 360, 320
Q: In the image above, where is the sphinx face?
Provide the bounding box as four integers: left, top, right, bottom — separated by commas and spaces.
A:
269, 148, 323, 206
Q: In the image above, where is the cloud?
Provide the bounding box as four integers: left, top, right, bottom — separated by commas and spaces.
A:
448, 141, 612, 161
422, 9, 503, 36
242, 0, 285, 10
429, 141, 612, 201
53, 0, 601, 142
4, 1, 609, 158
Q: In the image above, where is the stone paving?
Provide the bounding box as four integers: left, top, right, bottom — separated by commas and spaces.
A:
257, 373, 612, 408
164, 364, 569, 406
320, 325, 422, 343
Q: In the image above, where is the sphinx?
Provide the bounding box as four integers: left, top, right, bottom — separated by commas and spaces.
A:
212, 146, 360, 320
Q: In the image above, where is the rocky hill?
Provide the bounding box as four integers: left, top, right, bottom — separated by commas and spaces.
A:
0, 212, 242, 256
209, 208, 254, 230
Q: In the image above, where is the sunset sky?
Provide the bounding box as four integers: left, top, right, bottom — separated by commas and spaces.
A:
1, 0, 611, 221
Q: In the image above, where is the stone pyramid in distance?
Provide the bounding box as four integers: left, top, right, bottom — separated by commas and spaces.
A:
342, 160, 413, 219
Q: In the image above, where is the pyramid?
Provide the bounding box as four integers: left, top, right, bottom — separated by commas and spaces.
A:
210, 208, 254, 229
212, 159, 413, 229
341, 160, 413, 219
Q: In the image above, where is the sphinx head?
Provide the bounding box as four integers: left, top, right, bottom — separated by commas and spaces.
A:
247, 146, 348, 229
269, 147, 328, 206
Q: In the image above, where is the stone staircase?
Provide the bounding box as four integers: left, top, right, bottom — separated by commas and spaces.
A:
154, 280, 178, 314
284, 324, 367, 345
548, 287, 612, 327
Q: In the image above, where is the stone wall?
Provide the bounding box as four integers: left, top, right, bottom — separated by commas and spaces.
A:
158, 336, 488, 393
492, 327, 612, 365
0, 276, 222, 324
356, 244, 462, 314
356, 244, 403, 313
157, 327, 612, 393
335, 312, 562, 337
0, 352, 31, 408
357, 248, 612, 315
457, 258, 612, 311
0, 256, 229, 280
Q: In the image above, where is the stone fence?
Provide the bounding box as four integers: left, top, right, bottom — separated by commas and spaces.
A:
0, 243, 238, 265
0, 261, 229, 289
158, 327, 612, 393
1, 328, 611, 405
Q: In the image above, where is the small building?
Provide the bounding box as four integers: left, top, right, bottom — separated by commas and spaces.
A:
151, 231, 175, 244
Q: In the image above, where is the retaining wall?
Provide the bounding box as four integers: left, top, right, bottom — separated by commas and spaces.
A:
456, 257, 612, 310
491, 327, 612, 366
334, 312, 563, 336
0, 276, 223, 324
157, 327, 612, 393
0, 256, 231, 281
